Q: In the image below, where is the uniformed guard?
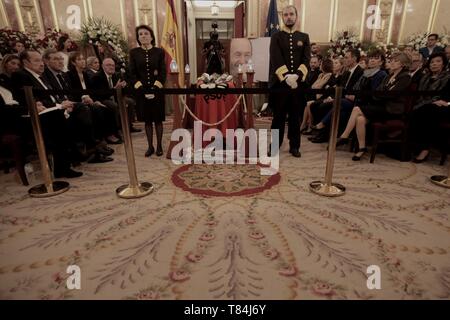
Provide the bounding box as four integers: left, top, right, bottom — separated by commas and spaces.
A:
129, 25, 166, 157
269, 5, 310, 158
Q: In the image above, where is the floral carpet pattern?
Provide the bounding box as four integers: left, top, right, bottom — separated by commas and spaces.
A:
0, 119, 449, 300
171, 164, 281, 197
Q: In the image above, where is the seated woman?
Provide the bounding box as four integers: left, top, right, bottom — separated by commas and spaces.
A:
301, 58, 335, 134
409, 52, 450, 163
0, 54, 28, 135
334, 52, 413, 161
313, 50, 388, 138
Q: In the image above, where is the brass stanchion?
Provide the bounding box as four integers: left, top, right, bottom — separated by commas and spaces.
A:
430, 163, 450, 188
310, 86, 346, 197
115, 87, 153, 199
24, 86, 70, 197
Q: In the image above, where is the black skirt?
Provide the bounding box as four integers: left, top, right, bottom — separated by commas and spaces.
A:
360, 103, 388, 123
135, 92, 165, 123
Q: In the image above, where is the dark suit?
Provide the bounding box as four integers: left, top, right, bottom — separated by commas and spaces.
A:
310, 65, 364, 126
419, 46, 444, 59
90, 70, 122, 128
43, 67, 101, 149
43, 67, 72, 102
66, 68, 118, 139
269, 27, 311, 151
91, 69, 135, 129
11, 69, 57, 108
10, 69, 75, 175
91, 70, 120, 102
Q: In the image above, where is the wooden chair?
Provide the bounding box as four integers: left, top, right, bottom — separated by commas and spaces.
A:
369, 85, 417, 163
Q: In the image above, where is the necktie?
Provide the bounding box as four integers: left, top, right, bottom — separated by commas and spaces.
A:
39, 76, 57, 103
107, 75, 116, 102
108, 76, 114, 89
56, 73, 68, 101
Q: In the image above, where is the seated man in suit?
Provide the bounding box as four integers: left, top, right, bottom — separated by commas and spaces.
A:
11, 50, 82, 178
409, 51, 426, 86
90, 58, 130, 143
42, 49, 113, 163
419, 34, 444, 60
306, 55, 322, 88
86, 56, 100, 80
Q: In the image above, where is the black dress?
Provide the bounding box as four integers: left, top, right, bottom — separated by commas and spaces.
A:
128, 46, 166, 123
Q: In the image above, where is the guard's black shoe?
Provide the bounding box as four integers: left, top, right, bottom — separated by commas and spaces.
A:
289, 148, 301, 158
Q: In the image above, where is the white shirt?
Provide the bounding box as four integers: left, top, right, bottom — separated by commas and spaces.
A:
0, 85, 19, 105
61, 52, 69, 73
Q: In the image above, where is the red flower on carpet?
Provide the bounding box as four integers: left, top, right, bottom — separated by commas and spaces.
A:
199, 232, 215, 241
205, 220, 218, 226
311, 281, 336, 298
169, 270, 191, 282
279, 264, 297, 277
246, 218, 257, 225
249, 230, 265, 240
264, 248, 279, 260
135, 289, 160, 300
52, 272, 65, 284
186, 251, 203, 263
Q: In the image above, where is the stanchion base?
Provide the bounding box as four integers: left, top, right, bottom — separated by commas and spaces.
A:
116, 182, 154, 199
309, 181, 346, 197
28, 181, 70, 198
430, 176, 450, 189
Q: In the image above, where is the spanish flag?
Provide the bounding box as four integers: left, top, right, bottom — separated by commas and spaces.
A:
160, 0, 184, 87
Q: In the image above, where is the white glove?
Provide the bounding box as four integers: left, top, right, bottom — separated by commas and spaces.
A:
285, 74, 299, 89
145, 94, 155, 100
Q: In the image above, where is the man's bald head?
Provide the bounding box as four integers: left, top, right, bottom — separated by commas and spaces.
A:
230, 38, 252, 79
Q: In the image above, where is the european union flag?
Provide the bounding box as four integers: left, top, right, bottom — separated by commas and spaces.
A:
265, 0, 280, 37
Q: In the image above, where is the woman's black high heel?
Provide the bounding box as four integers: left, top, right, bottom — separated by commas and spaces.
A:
145, 146, 155, 157
352, 147, 368, 161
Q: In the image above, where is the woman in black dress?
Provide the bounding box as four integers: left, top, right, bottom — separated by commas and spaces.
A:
409, 52, 450, 163
129, 25, 166, 157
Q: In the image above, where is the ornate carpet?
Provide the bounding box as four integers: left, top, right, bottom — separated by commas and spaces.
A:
0, 119, 449, 300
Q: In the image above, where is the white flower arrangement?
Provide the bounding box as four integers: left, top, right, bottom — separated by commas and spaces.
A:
328, 29, 362, 58
79, 17, 128, 68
